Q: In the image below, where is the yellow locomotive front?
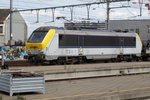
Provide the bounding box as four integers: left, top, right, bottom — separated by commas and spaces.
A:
25, 26, 56, 63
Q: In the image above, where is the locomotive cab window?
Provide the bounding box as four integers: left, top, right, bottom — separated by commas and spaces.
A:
28, 31, 48, 43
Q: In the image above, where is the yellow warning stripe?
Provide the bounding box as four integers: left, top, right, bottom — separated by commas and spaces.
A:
41, 29, 56, 49
135, 33, 142, 47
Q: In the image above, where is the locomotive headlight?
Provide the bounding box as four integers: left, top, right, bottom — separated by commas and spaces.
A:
40, 51, 44, 54
39, 50, 44, 54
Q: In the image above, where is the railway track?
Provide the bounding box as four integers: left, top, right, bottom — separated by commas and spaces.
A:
4, 61, 150, 81
0, 60, 33, 67
0, 57, 150, 67
1, 62, 150, 99
2, 60, 150, 81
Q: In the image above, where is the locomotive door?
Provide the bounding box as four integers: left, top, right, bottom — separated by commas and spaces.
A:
119, 38, 124, 55
78, 35, 84, 55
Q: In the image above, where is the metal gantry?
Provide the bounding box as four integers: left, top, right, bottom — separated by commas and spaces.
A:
12, 0, 130, 22
13, 0, 130, 12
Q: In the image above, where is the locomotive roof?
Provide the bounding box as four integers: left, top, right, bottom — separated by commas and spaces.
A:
57, 29, 136, 37
34, 26, 136, 37
34, 26, 63, 32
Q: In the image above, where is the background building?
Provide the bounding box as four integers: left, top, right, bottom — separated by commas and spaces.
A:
63, 19, 150, 46
108, 19, 150, 46
0, 9, 27, 46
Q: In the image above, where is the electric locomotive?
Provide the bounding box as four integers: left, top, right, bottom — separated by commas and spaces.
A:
25, 26, 142, 64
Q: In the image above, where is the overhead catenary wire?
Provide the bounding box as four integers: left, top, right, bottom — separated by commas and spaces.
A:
13, 0, 130, 24
0, 0, 148, 16
1, 0, 149, 26
12, 0, 130, 12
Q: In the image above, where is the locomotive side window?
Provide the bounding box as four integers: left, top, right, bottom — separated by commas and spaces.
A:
84, 36, 118, 47
59, 34, 136, 48
123, 37, 136, 47
59, 34, 78, 48
28, 31, 48, 43
84, 36, 135, 47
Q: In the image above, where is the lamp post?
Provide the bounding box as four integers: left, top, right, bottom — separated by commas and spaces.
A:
10, 0, 13, 47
